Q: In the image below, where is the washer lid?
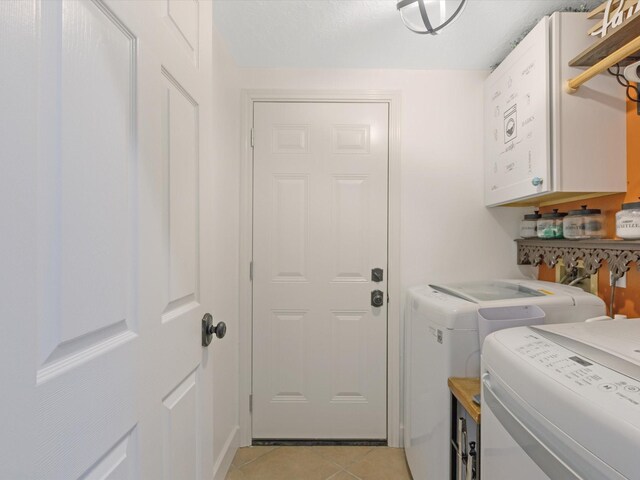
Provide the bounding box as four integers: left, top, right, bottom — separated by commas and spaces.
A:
429, 280, 546, 303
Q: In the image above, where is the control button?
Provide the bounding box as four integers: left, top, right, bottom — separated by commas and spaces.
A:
598, 383, 618, 393
624, 385, 640, 393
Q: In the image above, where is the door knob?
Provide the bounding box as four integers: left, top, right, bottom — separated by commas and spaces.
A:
202, 313, 226, 346
209, 321, 227, 339
371, 290, 384, 308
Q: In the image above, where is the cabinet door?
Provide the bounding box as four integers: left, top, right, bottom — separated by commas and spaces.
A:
484, 16, 551, 206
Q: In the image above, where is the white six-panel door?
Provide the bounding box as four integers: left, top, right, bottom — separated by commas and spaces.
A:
0, 1, 216, 478
252, 102, 389, 439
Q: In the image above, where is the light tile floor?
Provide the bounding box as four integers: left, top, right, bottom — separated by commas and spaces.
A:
225, 446, 413, 480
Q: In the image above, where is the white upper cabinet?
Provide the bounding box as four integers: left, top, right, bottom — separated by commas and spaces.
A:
484, 13, 627, 207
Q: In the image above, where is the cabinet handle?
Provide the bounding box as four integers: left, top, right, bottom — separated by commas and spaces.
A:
531, 177, 543, 187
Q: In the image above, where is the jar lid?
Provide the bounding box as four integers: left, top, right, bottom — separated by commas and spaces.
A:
524, 210, 541, 220
568, 205, 601, 216
541, 208, 567, 219
622, 198, 640, 210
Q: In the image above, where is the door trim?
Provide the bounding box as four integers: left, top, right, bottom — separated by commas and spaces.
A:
239, 90, 402, 447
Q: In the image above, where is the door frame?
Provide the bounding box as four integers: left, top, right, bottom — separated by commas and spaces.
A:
239, 90, 402, 447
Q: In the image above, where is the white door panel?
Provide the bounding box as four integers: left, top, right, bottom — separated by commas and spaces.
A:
139, 1, 215, 479
1, 1, 215, 478
252, 102, 388, 439
162, 0, 200, 66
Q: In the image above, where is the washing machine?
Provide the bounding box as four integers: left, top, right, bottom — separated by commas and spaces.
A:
403, 279, 604, 480
482, 319, 640, 479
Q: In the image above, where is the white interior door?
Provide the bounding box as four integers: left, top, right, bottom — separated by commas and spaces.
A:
0, 1, 217, 478
252, 102, 389, 439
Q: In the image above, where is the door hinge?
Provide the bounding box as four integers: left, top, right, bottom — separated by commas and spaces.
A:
250, 128, 254, 148
249, 261, 253, 281
249, 394, 253, 413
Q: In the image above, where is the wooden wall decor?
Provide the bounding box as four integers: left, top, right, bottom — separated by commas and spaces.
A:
589, 0, 640, 38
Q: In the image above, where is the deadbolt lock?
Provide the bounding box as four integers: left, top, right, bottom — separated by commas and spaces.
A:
371, 268, 384, 283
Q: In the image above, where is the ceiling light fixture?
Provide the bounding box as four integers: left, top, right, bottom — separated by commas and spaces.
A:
397, 0, 468, 35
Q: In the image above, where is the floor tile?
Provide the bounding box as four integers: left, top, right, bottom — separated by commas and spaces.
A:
231, 446, 278, 467
327, 471, 360, 480
238, 446, 342, 480
310, 446, 373, 468
347, 447, 413, 480
225, 466, 248, 480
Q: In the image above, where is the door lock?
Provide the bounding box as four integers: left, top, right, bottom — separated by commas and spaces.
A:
371, 290, 384, 308
371, 268, 383, 283
202, 313, 227, 347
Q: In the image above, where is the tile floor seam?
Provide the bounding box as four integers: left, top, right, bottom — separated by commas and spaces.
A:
344, 470, 363, 480
324, 467, 347, 480
306, 447, 339, 471
325, 459, 349, 471
235, 451, 275, 470
233, 445, 280, 469
326, 468, 362, 480
309, 446, 372, 471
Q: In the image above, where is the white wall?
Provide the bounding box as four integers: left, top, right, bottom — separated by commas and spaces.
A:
239, 68, 533, 292
210, 25, 242, 480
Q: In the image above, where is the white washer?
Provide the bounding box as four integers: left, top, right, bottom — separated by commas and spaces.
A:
404, 280, 604, 480
481, 320, 640, 479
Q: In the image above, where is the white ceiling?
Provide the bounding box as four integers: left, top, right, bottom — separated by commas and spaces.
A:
212, 0, 600, 70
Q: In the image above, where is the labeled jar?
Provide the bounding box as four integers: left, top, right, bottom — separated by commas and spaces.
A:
537, 209, 567, 239
616, 199, 640, 239
520, 211, 541, 238
563, 205, 605, 240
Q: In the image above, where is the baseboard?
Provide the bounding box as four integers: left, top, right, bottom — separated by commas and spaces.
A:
212, 426, 239, 480
395, 423, 404, 448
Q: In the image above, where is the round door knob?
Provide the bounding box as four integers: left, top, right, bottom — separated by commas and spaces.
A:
531, 177, 543, 187
208, 321, 227, 339
202, 314, 226, 346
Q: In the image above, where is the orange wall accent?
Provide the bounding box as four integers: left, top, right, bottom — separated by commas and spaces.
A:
538, 99, 640, 317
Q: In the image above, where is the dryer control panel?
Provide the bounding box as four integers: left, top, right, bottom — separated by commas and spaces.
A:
511, 332, 640, 413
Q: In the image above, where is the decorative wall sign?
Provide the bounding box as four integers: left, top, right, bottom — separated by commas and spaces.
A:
588, 0, 640, 38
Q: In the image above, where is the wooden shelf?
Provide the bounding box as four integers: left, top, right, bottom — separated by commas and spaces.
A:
566, 11, 640, 94
516, 238, 640, 280
448, 377, 481, 424
570, 11, 640, 67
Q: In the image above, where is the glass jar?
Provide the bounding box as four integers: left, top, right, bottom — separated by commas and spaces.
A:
563, 205, 605, 240
520, 211, 541, 238
616, 199, 640, 239
537, 209, 567, 239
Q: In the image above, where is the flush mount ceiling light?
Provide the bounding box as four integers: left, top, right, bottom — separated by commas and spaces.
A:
397, 0, 468, 35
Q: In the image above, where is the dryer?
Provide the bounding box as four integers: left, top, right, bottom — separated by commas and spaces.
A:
404, 279, 604, 480
481, 320, 640, 479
